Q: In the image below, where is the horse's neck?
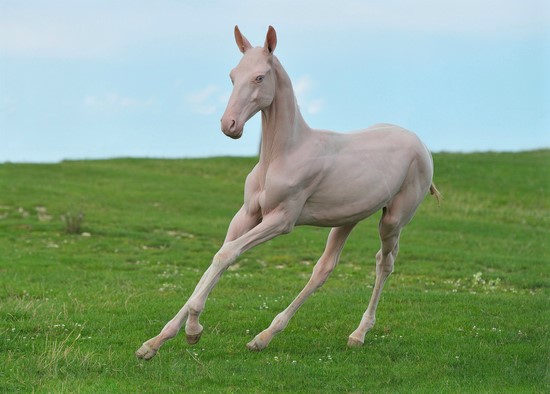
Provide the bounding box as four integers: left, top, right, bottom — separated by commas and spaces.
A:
259, 57, 310, 166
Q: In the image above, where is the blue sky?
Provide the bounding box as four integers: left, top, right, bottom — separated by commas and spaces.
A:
1, 0, 548, 162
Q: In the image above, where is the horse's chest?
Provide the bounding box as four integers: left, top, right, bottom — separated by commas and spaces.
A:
253, 170, 315, 217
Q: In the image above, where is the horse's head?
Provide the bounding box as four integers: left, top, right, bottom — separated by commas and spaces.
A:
221, 25, 277, 139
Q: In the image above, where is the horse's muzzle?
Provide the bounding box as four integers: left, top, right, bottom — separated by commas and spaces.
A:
221, 117, 243, 139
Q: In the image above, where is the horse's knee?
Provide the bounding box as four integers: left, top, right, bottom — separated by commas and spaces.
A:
312, 259, 336, 284
213, 244, 239, 268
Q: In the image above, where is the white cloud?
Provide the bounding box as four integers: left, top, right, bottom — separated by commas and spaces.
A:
240, 0, 548, 37
0, 1, 206, 58
358, 0, 548, 36
0, 1, 545, 58
294, 75, 313, 99
0, 4, 123, 58
306, 99, 324, 115
185, 85, 230, 116
294, 75, 324, 115
186, 85, 219, 105
84, 93, 154, 111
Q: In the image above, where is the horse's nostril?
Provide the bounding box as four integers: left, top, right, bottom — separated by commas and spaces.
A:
221, 117, 238, 134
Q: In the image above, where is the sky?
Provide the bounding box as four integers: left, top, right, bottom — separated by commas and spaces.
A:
0, 0, 548, 163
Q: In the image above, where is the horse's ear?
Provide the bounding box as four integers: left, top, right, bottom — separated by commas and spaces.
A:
264, 25, 277, 54
234, 25, 252, 54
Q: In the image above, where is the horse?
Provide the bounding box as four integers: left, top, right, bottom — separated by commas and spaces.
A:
136, 25, 440, 360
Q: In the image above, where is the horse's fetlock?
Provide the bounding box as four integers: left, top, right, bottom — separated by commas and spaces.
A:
272, 313, 288, 331
187, 299, 203, 316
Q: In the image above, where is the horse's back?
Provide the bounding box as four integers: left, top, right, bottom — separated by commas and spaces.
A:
295, 124, 433, 227
355, 123, 433, 179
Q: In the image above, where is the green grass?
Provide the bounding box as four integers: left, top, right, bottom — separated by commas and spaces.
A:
1, 151, 548, 393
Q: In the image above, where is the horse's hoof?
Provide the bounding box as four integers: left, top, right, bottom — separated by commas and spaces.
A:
246, 337, 267, 352
347, 336, 364, 348
186, 330, 203, 345
136, 343, 158, 360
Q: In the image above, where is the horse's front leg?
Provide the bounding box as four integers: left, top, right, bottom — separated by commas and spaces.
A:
135, 205, 259, 360
136, 210, 291, 360
184, 212, 293, 344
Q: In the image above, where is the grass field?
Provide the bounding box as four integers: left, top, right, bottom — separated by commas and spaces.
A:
1, 151, 549, 393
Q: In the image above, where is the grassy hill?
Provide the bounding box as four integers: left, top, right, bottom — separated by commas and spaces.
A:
1, 151, 548, 392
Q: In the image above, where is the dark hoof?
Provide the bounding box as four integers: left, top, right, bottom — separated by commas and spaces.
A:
186, 331, 203, 345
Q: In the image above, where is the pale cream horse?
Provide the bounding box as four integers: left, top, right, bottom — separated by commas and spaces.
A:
136, 26, 440, 360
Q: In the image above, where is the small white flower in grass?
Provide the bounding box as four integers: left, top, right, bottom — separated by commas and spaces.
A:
292, 360, 297, 364
473, 272, 483, 284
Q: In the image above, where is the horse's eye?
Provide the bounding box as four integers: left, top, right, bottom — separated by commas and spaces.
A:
255, 75, 264, 83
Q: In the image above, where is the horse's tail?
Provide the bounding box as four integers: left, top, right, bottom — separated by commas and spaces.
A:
430, 183, 442, 206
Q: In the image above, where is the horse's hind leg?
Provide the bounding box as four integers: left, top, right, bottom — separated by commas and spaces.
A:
348, 186, 424, 347
347, 208, 400, 346
247, 224, 355, 351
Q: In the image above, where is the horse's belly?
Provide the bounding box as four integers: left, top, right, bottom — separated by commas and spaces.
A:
296, 187, 389, 227
297, 204, 381, 227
